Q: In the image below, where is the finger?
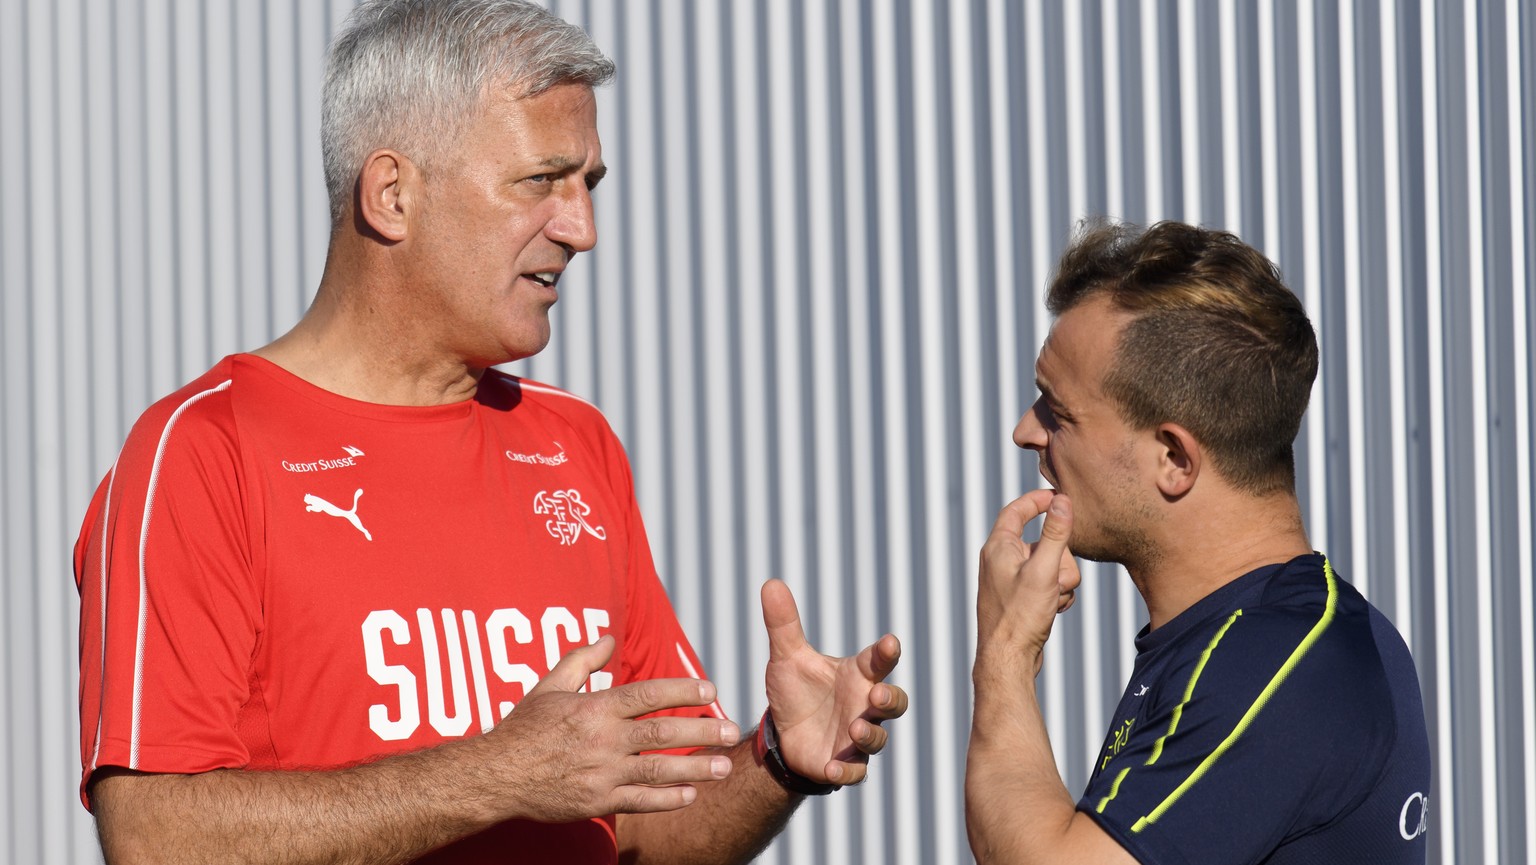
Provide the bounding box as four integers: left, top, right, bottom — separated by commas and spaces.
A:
850, 718, 890, 755
866, 683, 909, 721
1030, 494, 1073, 580
824, 757, 869, 786
603, 676, 722, 720
1057, 546, 1082, 594
988, 489, 1057, 543
857, 633, 902, 681
624, 716, 741, 752
623, 751, 736, 788
528, 635, 617, 695
611, 783, 700, 814
1057, 588, 1077, 614
761, 579, 809, 661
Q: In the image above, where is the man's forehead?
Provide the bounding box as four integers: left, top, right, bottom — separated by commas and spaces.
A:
1036, 296, 1129, 392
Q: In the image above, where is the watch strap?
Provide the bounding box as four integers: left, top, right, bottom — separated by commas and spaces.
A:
753, 709, 838, 796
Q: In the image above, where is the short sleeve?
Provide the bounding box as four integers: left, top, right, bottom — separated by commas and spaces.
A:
75, 375, 263, 807
1079, 608, 1391, 865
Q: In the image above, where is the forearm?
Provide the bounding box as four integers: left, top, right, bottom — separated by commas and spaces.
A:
93, 735, 504, 865
616, 736, 800, 865
966, 646, 1097, 865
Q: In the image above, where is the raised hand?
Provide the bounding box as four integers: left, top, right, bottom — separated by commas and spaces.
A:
976, 490, 1080, 674
488, 635, 740, 822
759, 580, 908, 787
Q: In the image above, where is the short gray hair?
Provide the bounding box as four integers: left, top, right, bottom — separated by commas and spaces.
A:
322, 0, 614, 225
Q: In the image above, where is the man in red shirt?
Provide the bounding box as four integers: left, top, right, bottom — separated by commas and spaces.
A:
75, 2, 907, 862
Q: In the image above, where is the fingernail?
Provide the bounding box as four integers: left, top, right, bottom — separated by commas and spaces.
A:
698, 681, 714, 702
711, 756, 732, 778
682, 786, 698, 804
721, 722, 741, 745
1050, 495, 1068, 516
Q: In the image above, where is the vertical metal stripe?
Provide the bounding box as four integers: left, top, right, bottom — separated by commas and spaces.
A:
946, 0, 992, 846
1509, 0, 1536, 857
1339, 0, 1369, 601
1462, 0, 1499, 855
1103, 0, 1125, 217
1, 0, 16, 824
867, 2, 922, 859
1140, 0, 1164, 217
1420, 1, 1455, 859
846, 2, 890, 855
1380, 0, 1413, 646
1065, 0, 1088, 216
1177, 0, 1200, 223
1219, 0, 1242, 235
1297, 0, 1328, 556
12, 1, 39, 860
1259, 0, 1280, 255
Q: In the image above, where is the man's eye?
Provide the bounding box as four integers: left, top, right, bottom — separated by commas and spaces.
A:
525, 174, 551, 185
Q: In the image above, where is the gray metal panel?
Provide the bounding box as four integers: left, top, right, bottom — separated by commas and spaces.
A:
3, 1, 1532, 862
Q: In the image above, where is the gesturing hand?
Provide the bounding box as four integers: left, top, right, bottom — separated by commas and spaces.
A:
976, 490, 1080, 673
489, 635, 739, 822
760, 580, 908, 787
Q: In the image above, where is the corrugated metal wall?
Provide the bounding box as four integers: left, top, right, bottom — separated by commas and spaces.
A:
2, 1, 1531, 862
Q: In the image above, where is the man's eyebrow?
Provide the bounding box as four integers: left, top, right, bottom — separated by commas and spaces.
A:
537, 155, 606, 182
1034, 378, 1062, 407
534, 155, 607, 190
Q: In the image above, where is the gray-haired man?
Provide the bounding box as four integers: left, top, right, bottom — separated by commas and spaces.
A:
75, 3, 906, 862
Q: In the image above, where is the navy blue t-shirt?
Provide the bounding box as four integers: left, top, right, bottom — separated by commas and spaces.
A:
1079, 554, 1430, 864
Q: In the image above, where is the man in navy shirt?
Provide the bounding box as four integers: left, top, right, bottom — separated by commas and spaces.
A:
966, 220, 1430, 865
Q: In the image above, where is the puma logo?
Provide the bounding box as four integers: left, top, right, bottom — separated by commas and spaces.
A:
1134, 684, 1150, 697
305, 489, 372, 541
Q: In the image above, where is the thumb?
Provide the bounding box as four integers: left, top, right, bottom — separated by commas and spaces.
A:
530, 634, 616, 695
1033, 494, 1073, 573
761, 579, 809, 661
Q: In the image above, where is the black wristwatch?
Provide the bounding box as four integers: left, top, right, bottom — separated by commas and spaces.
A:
753, 709, 838, 796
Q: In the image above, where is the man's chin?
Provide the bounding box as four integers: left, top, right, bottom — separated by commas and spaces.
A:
1070, 546, 1119, 565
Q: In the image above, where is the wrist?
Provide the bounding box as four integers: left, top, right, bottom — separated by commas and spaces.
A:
752, 710, 837, 796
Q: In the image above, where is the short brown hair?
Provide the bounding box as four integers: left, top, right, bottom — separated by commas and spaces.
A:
1046, 219, 1319, 495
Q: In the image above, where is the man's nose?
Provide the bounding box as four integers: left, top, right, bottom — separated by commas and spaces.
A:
548, 185, 598, 254
1013, 398, 1048, 451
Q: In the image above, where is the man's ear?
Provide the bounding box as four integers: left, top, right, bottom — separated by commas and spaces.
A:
355, 149, 415, 242
1154, 423, 1201, 499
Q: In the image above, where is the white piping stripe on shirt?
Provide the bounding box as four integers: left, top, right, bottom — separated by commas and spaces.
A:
131, 379, 233, 768
90, 460, 119, 771
675, 643, 726, 720
512, 378, 598, 410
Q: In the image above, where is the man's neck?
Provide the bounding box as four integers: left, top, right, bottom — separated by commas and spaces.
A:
1131, 492, 1313, 631
253, 271, 484, 407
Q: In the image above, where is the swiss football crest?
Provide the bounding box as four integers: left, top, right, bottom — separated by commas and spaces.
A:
534, 489, 608, 546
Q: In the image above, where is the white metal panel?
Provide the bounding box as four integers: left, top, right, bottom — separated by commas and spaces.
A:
3, 1, 1532, 862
